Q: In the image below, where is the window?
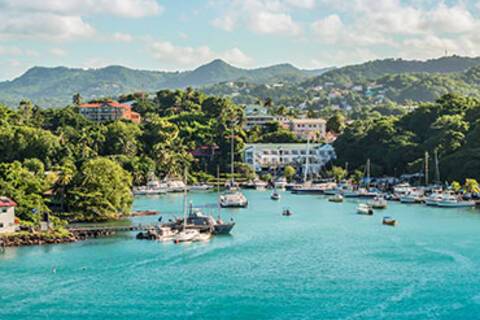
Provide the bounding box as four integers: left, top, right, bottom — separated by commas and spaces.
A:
0, 208, 6, 213
0, 223, 3, 228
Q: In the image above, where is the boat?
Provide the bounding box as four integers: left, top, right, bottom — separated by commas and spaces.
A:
328, 194, 344, 203
291, 182, 337, 194
220, 126, 248, 207
132, 179, 168, 195
192, 232, 212, 242
255, 180, 268, 191
189, 184, 213, 191
271, 190, 281, 200
400, 189, 424, 203
357, 203, 373, 215
167, 179, 187, 193
425, 191, 444, 206
393, 183, 412, 196
282, 208, 293, 216
370, 196, 387, 209
156, 226, 178, 241
382, 216, 396, 226
173, 229, 200, 243
220, 187, 248, 208
324, 182, 358, 197
436, 194, 476, 208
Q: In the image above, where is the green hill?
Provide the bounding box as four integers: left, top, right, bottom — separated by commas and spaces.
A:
0, 60, 326, 107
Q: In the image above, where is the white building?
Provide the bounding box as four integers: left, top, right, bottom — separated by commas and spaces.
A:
243, 143, 336, 174
0, 197, 17, 233
283, 118, 327, 140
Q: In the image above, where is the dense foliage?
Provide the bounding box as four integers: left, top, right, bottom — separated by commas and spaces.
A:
333, 94, 480, 182
0, 90, 249, 224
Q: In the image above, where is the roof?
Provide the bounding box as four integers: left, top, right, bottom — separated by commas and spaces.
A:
289, 118, 326, 124
79, 101, 131, 109
0, 197, 16, 207
244, 143, 332, 151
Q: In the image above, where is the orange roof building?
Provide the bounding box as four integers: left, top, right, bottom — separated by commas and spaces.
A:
78, 101, 141, 124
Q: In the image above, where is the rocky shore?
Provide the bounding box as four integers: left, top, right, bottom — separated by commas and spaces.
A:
1, 231, 77, 247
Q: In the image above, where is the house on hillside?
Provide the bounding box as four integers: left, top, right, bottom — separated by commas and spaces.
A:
78, 100, 141, 124
0, 197, 17, 234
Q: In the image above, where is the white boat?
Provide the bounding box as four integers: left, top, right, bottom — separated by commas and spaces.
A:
189, 184, 213, 191
192, 232, 212, 242
400, 189, 424, 203
425, 191, 445, 206
328, 194, 344, 203
220, 188, 248, 208
370, 196, 387, 209
324, 183, 358, 197
393, 183, 412, 195
133, 179, 168, 195
436, 194, 476, 208
156, 227, 178, 241
271, 190, 281, 200
173, 229, 200, 243
254, 178, 268, 191
357, 203, 373, 215
167, 179, 187, 193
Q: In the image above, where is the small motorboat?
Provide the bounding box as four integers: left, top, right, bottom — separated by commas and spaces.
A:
329, 194, 344, 203
271, 190, 281, 200
282, 208, 293, 216
370, 196, 387, 209
357, 203, 373, 215
173, 229, 200, 243
382, 216, 396, 226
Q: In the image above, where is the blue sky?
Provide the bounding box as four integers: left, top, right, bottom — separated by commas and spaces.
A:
1, 0, 480, 80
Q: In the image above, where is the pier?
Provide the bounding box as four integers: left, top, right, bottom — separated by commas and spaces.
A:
67, 224, 157, 239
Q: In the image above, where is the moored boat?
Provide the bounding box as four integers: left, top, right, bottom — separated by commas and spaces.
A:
274, 177, 288, 190
271, 190, 281, 200
357, 203, 373, 215
220, 188, 248, 208
173, 229, 200, 243
382, 216, 396, 226
370, 196, 387, 209
436, 194, 476, 208
328, 194, 344, 203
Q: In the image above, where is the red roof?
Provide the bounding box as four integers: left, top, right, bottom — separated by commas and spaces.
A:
0, 197, 16, 207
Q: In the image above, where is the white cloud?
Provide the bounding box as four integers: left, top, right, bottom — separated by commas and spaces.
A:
286, 0, 315, 9
50, 48, 67, 56
113, 32, 133, 43
249, 11, 301, 36
150, 41, 254, 68
2, 0, 163, 18
0, 45, 23, 56
0, 13, 95, 40
211, 15, 236, 32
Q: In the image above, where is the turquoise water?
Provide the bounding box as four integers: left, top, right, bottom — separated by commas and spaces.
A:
2, 191, 480, 319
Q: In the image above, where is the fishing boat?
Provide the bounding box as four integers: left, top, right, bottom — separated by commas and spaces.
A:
271, 190, 281, 200
382, 216, 396, 226
328, 193, 344, 203
282, 208, 293, 216
357, 203, 373, 215
370, 196, 387, 209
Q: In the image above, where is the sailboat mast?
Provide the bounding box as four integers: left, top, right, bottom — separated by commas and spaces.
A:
230, 126, 234, 184
434, 149, 440, 184
183, 167, 188, 229
366, 158, 370, 189
217, 165, 221, 219
424, 151, 429, 186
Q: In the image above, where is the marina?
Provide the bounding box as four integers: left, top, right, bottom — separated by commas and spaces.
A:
2, 191, 480, 319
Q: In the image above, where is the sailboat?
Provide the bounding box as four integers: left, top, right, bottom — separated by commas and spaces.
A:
219, 126, 248, 208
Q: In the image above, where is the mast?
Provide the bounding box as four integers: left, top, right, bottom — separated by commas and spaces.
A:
304, 137, 310, 183
183, 167, 188, 229
230, 125, 235, 185
217, 165, 221, 219
424, 151, 429, 186
434, 149, 440, 185
366, 159, 370, 189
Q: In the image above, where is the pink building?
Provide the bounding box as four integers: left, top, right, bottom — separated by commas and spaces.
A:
0, 197, 17, 233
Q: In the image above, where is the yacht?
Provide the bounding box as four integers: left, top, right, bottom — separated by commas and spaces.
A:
400, 189, 424, 203
173, 229, 200, 243
156, 227, 178, 241
436, 194, 476, 208
220, 187, 248, 208
393, 183, 412, 196
132, 179, 168, 195
167, 179, 187, 193
328, 193, 344, 203
370, 196, 387, 209
357, 203, 373, 215
425, 191, 445, 206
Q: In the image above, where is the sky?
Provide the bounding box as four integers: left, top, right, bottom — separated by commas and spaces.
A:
1, 0, 480, 80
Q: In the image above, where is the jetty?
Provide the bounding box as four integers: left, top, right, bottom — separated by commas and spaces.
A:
67, 224, 157, 239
